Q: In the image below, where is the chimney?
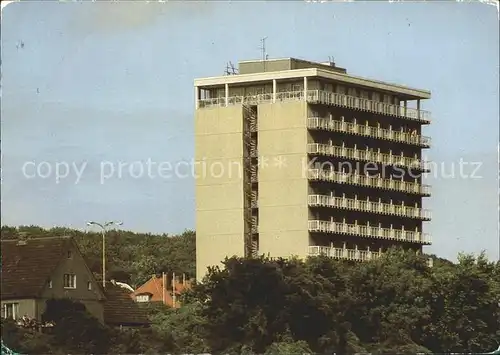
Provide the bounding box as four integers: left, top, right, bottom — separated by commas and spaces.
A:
162, 272, 166, 305
172, 272, 176, 308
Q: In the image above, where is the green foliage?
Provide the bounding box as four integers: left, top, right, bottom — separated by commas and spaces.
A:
2, 225, 499, 354
1, 225, 195, 287
150, 303, 210, 353
421, 252, 500, 353
190, 250, 499, 354
42, 298, 111, 354
264, 339, 312, 354
108, 327, 169, 354
1, 318, 53, 354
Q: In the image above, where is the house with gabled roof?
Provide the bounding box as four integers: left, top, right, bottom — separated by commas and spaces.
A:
131, 273, 192, 308
1, 236, 105, 321
1, 236, 149, 328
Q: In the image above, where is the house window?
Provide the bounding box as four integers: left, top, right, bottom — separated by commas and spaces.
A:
67, 250, 72, 258
3, 303, 19, 319
136, 295, 151, 303
87, 281, 92, 290
63, 274, 76, 289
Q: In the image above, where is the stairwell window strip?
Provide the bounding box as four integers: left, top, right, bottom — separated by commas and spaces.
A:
63, 274, 76, 289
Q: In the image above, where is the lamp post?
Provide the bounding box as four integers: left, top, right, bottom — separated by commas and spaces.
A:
86, 221, 123, 288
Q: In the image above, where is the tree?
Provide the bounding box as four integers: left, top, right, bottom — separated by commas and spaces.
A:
345, 248, 434, 348
3, 225, 499, 354
41, 298, 111, 354
149, 302, 208, 353
421, 252, 500, 353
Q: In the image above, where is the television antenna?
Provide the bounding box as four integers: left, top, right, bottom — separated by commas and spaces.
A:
259, 36, 268, 61
259, 36, 269, 71
224, 61, 238, 75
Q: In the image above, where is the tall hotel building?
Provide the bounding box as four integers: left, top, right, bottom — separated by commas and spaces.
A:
194, 58, 431, 281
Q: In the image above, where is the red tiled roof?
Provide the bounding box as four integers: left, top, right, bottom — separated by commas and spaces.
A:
131, 275, 192, 308
132, 276, 164, 303
1, 237, 74, 299
102, 281, 150, 326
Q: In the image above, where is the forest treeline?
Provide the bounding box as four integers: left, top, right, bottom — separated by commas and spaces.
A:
1, 225, 195, 287
1, 225, 499, 354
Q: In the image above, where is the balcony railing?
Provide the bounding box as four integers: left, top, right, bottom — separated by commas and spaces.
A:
198, 90, 431, 123
308, 169, 431, 196
308, 220, 431, 244
308, 245, 381, 261
306, 90, 430, 123
307, 117, 431, 147
308, 194, 431, 220
308, 143, 428, 171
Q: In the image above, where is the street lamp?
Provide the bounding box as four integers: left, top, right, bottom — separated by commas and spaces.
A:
86, 221, 123, 288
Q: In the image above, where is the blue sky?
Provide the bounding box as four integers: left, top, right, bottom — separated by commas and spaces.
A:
1, 1, 498, 261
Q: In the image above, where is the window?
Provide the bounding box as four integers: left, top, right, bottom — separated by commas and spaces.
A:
67, 250, 72, 258
2, 303, 19, 319
63, 274, 76, 289
87, 281, 92, 290
136, 295, 151, 303
48, 279, 52, 289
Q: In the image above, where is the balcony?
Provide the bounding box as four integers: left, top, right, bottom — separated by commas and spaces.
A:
307, 117, 431, 148
308, 169, 431, 196
308, 143, 428, 171
306, 90, 430, 123
197, 90, 431, 124
308, 245, 381, 262
308, 194, 431, 220
308, 220, 431, 244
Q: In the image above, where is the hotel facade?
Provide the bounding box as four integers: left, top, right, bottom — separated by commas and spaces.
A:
194, 58, 431, 281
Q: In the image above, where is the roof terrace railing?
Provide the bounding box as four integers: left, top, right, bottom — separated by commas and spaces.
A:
198, 90, 431, 123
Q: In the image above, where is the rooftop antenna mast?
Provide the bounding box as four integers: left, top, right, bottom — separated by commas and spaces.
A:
229, 61, 237, 75
224, 61, 238, 75
259, 36, 268, 72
